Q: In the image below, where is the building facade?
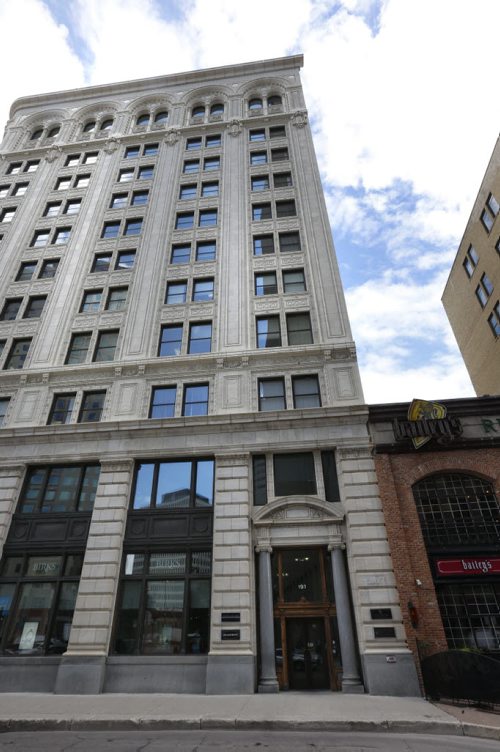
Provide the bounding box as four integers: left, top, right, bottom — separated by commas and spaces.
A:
369, 397, 500, 687
0, 56, 419, 695
442, 137, 500, 396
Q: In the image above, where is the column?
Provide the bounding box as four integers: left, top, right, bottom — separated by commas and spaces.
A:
329, 544, 364, 693
0, 464, 25, 557
55, 458, 134, 694
257, 546, 279, 693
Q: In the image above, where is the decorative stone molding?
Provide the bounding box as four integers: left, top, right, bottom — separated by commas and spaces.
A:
214, 452, 249, 465
45, 146, 62, 163
336, 447, 372, 461
98, 458, 135, 473
164, 129, 181, 145
328, 540, 346, 551
255, 545, 273, 554
227, 119, 243, 137
103, 137, 120, 154
291, 110, 308, 128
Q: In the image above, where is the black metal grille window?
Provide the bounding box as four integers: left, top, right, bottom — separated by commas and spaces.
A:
0, 552, 84, 655
113, 549, 211, 655
412, 473, 500, 547
19, 465, 100, 513
436, 583, 500, 652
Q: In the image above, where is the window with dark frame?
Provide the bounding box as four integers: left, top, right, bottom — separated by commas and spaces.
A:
251, 175, 270, 191
256, 316, 281, 348
0, 397, 9, 427
279, 231, 301, 253
255, 272, 277, 296
488, 301, 500, 337
183, 384, 209, 416
0, 299, 22, 321
274, 453, 317, 496
106, 287, 128, 311
150, 386, 177, 419
93, 330, 118, 362
92, 253, 112, 273
188, 322, 212, 354
159, 325, 183, 356
292, 375, 321, 408
39, 259, 59, 279
273, 172, 293, 188
258, 378, 286, 411
48, 393, 76, 425
16, 262, 37, 282
78, 391, 106, 423
171, 244, 191, 264
283, 269, 306, 293
253, 234, 274, 255
4, 338, 31, 370
165, 281, 187, 305
116, 250, 136, 270
252, 203, 272, 221
23, 296, 47, 319
196, 241, 216, 261
192, 278, 214, 301
66, 332, 91, 365
80, 290, 102, 313
287, 312, 313, 345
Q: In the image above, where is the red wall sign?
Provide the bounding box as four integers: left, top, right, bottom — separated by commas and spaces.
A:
436, 558, 500, 576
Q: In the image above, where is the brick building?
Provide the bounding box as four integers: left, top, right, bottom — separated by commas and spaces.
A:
369, 397, 500, 685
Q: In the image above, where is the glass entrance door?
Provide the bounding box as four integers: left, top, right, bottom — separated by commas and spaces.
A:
286, 617, 329, 690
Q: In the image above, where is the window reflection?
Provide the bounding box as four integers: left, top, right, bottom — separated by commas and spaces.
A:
132, 459, 214, 510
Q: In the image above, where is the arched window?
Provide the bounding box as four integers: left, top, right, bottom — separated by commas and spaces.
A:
136, 113, 150, 126
267, 95, 282, 107
30, 129, 43, 140
192, 105, 205, 119
83, 120, 96, 133
413, 473, 500, 547
154, 110, 168, 124
47, 126, 60, 138
210, 103, 224, 116
249, 98, 263, 110
100, 119, 114, 131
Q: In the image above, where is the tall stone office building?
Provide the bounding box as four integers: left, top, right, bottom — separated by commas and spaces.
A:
0, 56, 419, 696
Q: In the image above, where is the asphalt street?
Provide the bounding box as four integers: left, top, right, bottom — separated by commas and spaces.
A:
0, 730, 499, 752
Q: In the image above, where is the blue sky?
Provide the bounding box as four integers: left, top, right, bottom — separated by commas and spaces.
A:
1, 0, 499, 403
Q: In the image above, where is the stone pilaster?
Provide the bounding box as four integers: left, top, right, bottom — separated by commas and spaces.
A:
0, 464, 25, 558
206, 453, 255, 694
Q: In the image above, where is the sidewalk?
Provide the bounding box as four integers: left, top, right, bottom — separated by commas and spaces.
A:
0, 693, 499, 741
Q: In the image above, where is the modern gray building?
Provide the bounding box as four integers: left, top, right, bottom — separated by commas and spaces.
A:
0, 55, 419, 696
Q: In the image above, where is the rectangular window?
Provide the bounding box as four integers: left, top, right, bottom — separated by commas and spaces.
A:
196, 241, 216, 262
24, 160, 39, 173
93, 330, 118, 362
0, 208, 16, 223
66, 332, 91, 364
138, 165, 154, 180
476, 273, 493, 308
4, 339, 31, 370
321, 451, 341, 503
274, 453, 316, 496
80, 290, 102, 313
186, 137, 202, 150
102, 221, 120, 239
199, 209, 217, 227
183, 384, 209, 416
252, 455, 268, 506
253, 234, 274, 255
91, 253, 111, 273
79, 391, 106, 422
250, 151, 267, 165
481, 272, 494, 296
179, 184, 197, 200
274, 172, 293, 188
251, 175, 270, 191
488, 302, 500, 337
292, 375, 321, 408
110, 193, 128, 209
165, 281, 187, 304
192, 278, 214, 301
201, 181, 218, 197
150, 386, 176, 418
481, 209, 494, 233
256, 316, 281, 348
279, 231, 301, 252
106, 287, 128, 311
48, 393, 76, 425
119, 169, 134, 182
125, 146, 140, 159
124, 218, 143, 236
83, 152, 98, 164
255, 272, 277, 296
188, 322, 212, 354
16, 262, 37, 282
0, 397, 9, 427
269, 126, 286, 139
176, 212, 194, 230
7, 163, 22, 174
143, 143, 158, 156
132, 190, 148, 206
159, 325, 183, 356
203, 157, 220, 171
74, 174, 90, 188
249, 129, 265, 142
19, 465, 100, 513
283, 269, 306, 293
32, 230, 50, 247
132, 458, 213, 510
12, 183, 28, 197
276, 199, 296, 218
0, 299, 22, 321
252, 203, 272, 221
23, 295, 47, 319
116, 250, 136, 270
271, 148, 289, 161
258, 378, 285, 411
287, 312, 313, 345
39, 259, 59, 279
183, 160, 199, 174
64, 199, 81, 215
205, 134, 221, 148
0, 186, 9, 198
53, 227, 71, 245
487, 193, 499, 217
171, 244, 191, 264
